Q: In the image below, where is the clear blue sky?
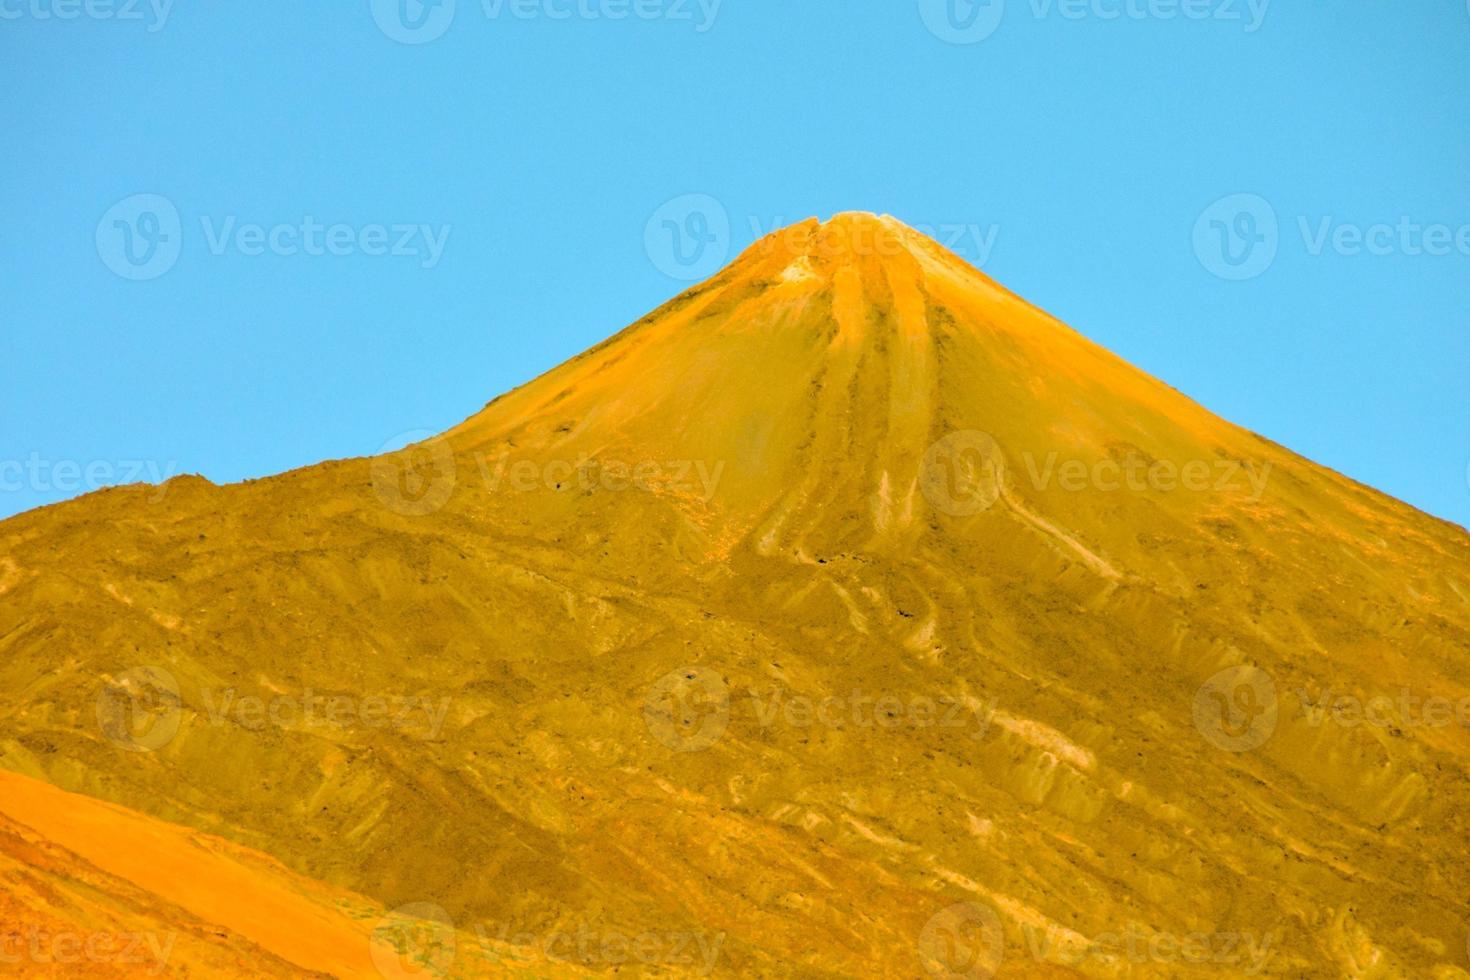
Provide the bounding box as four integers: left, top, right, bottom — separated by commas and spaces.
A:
3, 2, 1468, 528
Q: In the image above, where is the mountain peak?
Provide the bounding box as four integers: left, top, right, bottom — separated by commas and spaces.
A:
746, 211, 934, 269
7, 210, 1470, 977
812, 209, 893, 226
693, 212, 998, 323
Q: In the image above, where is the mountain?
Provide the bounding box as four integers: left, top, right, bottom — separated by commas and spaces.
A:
0, 768, 585, 977
2, 213, 1468, 977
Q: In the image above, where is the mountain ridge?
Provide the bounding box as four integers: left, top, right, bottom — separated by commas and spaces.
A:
2, 215, 1468, 977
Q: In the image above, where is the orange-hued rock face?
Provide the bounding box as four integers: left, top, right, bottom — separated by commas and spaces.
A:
0, 769, 589, 978
0, 766, 372, 978
2, 213, 1469, 978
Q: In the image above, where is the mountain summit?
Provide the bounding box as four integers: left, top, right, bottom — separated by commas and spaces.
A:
2, 216, 1468, 977
444, 212, 1268, 558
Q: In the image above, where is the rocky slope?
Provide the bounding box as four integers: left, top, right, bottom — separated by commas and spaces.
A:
2, 213, 1468, 976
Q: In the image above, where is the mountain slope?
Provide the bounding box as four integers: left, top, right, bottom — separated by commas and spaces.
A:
2, 213, 1468, 977
0, 768, 586, 978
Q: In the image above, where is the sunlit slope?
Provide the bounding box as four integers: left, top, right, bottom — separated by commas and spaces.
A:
2, 214, 1468, 977
0, 769, 582, 978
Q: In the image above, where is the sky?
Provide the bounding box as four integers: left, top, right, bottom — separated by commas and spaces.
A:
2, 1, 1468, 528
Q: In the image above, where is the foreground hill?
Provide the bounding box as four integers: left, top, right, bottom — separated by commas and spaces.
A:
2, 214, 1468, 977
0, 769, 591, 977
